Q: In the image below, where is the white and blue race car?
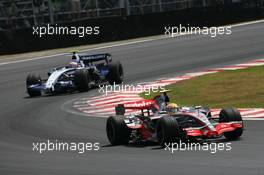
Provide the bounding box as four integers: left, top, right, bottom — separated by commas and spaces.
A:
26, 52, 123, 97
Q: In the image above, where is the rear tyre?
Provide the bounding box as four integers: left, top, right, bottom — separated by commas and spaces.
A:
156, 116, 180, 147
107, 61, 124, 85
74, 69, 90, 92
106, 116, 131, 145
219, 108, 243, 140
26, 74, 41, 97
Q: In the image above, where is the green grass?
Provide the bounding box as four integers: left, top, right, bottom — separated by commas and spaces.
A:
141, 65, 264, 108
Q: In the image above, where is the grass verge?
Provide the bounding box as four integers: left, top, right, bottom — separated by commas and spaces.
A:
141, 66, 264, 108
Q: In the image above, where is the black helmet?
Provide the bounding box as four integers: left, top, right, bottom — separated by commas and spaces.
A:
72, 54, 76, 60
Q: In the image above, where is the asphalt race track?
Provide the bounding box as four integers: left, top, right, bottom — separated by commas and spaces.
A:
1, 21, 264, 175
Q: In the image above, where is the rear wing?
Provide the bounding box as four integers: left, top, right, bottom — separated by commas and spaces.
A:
79, 53, 112, 63
115, 99, 159, 116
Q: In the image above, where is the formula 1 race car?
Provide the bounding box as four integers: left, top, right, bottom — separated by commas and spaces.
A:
106, 100, 243, 146
26, 52, 123, 97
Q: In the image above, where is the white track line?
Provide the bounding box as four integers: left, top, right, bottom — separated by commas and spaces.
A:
0, 37, 166, 66
237, 62, 264, 66
1, 19, 264, 66
243, 118, 264, 121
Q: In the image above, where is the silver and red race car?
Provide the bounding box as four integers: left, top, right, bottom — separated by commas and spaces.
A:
106, 99, 243, 146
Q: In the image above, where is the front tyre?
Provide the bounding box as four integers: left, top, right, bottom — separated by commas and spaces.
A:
156, 116, 180, 147
219, 108, 243, 140
74, 69, 90, 92
107, 61, 124, 85
26, 74, 41, 97
106, 116, 131, 145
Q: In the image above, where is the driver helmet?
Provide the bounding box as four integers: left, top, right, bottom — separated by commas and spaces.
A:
166, 103, 178, 114
72, 54, 76, 60
71, 51, 80, 62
